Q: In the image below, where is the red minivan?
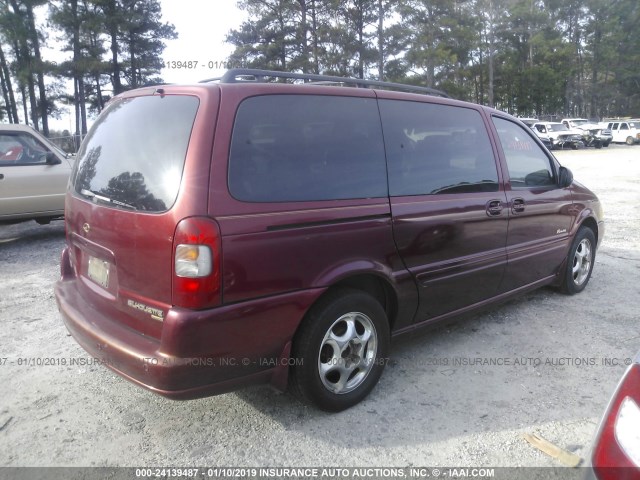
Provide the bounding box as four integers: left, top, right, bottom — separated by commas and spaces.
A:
55, 69, 604, 411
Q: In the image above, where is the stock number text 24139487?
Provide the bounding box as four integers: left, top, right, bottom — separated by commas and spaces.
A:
163, 60, 245, 70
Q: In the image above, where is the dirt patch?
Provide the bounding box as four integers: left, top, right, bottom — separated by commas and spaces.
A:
1, 145, 638, 469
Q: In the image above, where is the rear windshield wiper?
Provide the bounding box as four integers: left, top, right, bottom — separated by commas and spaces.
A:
80, 189, 137, 211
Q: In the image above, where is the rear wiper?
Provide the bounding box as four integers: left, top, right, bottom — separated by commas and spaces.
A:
80, 189, 137, 211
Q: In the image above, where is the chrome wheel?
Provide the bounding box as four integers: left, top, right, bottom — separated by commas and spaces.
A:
318, 312, 377, 394
572, 238, 592, 286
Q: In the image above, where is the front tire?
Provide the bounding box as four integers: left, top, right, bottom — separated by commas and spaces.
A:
290, 289, 390, 412
626, 136, 635, 146
561, 227, 596, 295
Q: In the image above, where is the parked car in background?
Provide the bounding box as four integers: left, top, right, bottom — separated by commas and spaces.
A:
533, 122, 584, 150
529, 126, 553, 149
0, 124, 73, 225
519, 118, 554, 148
603, 120, 640, 145
561, 118, 612, 148
519, 118, 539, 128
55, 69, 604, 412
585, 351, 640, 479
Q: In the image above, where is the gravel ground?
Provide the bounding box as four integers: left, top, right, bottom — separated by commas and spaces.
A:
0, 144, 638, 474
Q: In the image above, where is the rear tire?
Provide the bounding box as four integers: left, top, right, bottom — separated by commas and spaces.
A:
561, 227, 596, 295
290, 288, 390, 412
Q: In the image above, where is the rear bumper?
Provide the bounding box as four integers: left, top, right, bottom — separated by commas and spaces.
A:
55, 249, 324, 399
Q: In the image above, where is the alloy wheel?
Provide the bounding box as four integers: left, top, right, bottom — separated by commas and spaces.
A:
317, 312, 378, 394
572, 238, 592, 286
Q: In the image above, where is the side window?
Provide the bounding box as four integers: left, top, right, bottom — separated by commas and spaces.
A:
228, 95, 387, 202
612, 123, 619, 130
0, 133, 49, 165
621, 123, 629, 130
492, 117, 555, 188
379, 100, 498, 196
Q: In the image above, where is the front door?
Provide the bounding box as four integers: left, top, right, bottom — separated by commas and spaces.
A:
490, 116, 574, 292
0, 131, 70, 218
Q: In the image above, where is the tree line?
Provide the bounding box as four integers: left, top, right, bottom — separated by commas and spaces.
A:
1, 0, 638, 141
0, 0, 175, 138
227, 0, 640, 119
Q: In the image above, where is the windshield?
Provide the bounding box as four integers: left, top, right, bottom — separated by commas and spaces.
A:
548, 124, 569, 132
72, 95, 199, 212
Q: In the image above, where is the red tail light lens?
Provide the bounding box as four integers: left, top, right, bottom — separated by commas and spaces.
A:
172, 217, 221, 309
592, 363, 640, 480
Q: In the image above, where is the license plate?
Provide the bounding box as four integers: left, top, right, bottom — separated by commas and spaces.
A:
88, 256, 110, 288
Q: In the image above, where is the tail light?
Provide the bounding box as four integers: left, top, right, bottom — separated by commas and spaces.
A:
592, 362, 640, 479
172, 217, 221, 309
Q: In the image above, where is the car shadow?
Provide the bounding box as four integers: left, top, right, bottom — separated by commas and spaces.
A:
0, 220, 65, 248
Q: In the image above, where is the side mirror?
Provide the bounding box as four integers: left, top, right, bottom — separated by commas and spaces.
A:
45, 152, 62, 165
558, 166, 573, 188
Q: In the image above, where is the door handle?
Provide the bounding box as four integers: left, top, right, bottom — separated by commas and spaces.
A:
486, 199, 504, 217
512, 198, 525, 214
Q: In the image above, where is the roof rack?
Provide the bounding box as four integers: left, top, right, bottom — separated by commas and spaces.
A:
200, 68, 449, 98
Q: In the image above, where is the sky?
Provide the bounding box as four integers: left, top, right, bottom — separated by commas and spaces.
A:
159, 0, 247, 84
42, 0, 247, 131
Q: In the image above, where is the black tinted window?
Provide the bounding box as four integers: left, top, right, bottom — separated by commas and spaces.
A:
492, 117, 555, 188
379, 100, 498, 196
228, 95, 387, 202
73, 95, 199, 212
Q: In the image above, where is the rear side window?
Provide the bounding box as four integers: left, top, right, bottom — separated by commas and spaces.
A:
379, 100, 498, 196
228, 95, 387, 202
73, 95, 199, 212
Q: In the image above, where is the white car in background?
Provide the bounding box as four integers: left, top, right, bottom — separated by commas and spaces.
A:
532, 122, 584, 150
602, 120, 640, 145
0, 124, 73, 225
561, 118, 612, 148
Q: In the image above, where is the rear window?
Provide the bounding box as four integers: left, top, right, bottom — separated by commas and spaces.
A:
228, 94, 387, 202
72, 95, 199, 212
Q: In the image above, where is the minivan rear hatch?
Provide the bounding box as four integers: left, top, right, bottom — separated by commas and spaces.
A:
65, 89, 208, 339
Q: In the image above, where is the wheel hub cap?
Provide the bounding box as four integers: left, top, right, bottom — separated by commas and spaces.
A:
318, 312, 378, 395
572, 238, 592, 286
